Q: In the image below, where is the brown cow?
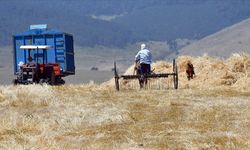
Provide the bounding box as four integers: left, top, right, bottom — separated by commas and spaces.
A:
186, 61, 195, 80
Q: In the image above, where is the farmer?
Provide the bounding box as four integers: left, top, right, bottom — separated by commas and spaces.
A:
134, 43, 152, 88
134, 43, 152, 74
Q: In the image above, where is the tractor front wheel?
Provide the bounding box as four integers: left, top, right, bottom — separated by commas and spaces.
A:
49, 70, 55, 85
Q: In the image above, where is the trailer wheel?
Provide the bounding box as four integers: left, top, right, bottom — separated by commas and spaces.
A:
115, 77, 120, 91
173, 61, 178, 89
114, 61, 120, 91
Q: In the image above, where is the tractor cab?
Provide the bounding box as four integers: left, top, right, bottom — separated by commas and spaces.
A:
14, 45, 63, 85
20, 45, 51, 65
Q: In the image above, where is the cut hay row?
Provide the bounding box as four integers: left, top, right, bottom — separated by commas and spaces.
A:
0, 84, 249, 149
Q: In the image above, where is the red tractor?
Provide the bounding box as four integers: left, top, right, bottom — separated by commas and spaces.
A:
13, 45, 65, 85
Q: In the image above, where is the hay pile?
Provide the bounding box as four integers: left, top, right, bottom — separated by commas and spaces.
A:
103, 53, 250, 91
178, 53, 250, 90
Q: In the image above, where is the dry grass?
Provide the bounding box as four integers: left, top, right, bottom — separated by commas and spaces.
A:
0, 54, 250, 149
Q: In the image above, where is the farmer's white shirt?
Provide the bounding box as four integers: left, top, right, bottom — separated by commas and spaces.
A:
135, 48, 152, 64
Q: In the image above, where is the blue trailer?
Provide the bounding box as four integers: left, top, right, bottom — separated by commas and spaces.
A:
13, 24, 75, 85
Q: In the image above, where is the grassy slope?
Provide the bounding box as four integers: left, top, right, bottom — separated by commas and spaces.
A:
0, 54, 250, 149
179, 18, 250, 58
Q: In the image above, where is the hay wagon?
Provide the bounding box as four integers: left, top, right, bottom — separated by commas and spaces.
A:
113, 59, 178, 91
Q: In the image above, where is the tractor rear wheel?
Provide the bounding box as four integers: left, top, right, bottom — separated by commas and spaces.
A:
56, 77, 65, 85
12, 79, 18, 85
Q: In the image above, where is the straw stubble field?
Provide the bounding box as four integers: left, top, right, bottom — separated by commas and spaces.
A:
0, 54, 250, 149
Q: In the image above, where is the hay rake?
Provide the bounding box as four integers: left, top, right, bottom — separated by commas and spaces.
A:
114, 59, 178, 91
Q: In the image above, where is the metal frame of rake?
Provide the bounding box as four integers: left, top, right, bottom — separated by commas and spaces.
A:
114, 59, 178, 91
